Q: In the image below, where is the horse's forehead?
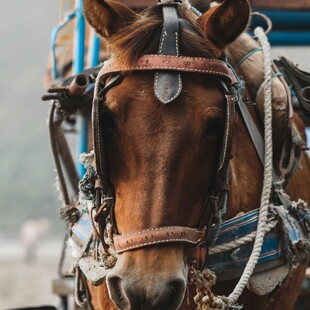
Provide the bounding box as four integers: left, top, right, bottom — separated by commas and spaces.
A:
105, 73, 226, 116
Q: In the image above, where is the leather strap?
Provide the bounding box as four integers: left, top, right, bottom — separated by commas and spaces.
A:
154, 5, 182, 104
199, 92, 235, 231
236, 96, 265, 164
215, 94, 235, 189
98, 55, 237, 85
236, 91, 292, 208
193, 246, 208, 271
92, 74, 123, 193
114, 226, 206, 254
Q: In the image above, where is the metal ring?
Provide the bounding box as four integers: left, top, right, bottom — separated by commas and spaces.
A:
251, 12, 273, 38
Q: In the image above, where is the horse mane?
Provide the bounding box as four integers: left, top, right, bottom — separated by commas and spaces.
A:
108, 4, 218, 65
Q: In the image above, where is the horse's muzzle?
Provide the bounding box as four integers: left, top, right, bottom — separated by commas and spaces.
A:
107, 270, 186, 310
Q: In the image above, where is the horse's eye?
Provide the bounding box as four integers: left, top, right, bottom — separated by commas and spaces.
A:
204, 118, 224, 139
101, 109, 116, 130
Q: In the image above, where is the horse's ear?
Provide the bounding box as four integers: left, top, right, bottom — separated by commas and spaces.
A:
198, 0, 250, 51
83, 0, 137, 38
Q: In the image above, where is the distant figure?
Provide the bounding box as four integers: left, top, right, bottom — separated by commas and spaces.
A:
20, 217, 50, 261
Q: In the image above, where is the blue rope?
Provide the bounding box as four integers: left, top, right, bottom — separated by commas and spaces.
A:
237, 47, 263, 67
226, 62, 246, 95
51, 11, 76, 80
271, 72, 284, 78
212, 192, 228, 246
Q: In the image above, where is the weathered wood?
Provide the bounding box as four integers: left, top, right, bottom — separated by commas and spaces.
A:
121, 0, 156, 9
250, 0, 310, 10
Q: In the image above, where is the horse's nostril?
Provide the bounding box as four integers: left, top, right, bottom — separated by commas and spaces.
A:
107, 275, 129, 310
108, 273, 186, 310
169, 278, 186, 297
152, 278, 186, 309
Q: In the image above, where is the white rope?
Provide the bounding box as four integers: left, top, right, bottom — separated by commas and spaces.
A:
227, 26, 273, 305
193, 27, 274, 309
209, 220, 277, 255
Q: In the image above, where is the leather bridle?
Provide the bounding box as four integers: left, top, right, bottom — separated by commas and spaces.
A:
90, 1, 237, 259
91, 54, 237, 255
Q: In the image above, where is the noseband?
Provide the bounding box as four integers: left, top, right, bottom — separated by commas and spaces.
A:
91, 2, 237, 257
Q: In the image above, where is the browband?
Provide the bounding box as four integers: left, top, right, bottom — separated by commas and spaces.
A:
97, 55, 237, 85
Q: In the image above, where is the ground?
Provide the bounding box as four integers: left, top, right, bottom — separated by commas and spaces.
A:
0, 239, 64, 309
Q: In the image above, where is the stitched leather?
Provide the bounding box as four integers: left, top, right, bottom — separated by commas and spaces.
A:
114, 226, 206, 253
215, 94, 235, 188
237, 96, 265, 164
98, 55, 237, 85
154, 5, 182, 104
199, 93, 235, 231
92, 74, 123, 193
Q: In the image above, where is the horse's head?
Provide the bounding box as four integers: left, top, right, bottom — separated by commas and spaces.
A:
84, 0, 250, 309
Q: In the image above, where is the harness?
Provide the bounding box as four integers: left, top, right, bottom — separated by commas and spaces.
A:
86, 0, 310, 276
91, 1, 237, 257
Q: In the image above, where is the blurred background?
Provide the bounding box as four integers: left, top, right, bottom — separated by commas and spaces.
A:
0, 0, 310, 309
0, 1, 64, 309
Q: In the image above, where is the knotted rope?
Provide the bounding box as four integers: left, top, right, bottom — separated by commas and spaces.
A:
192, 268, 231, 310
193, 26, 273, 309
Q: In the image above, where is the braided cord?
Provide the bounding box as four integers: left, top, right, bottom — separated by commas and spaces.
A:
228, 26, 273, 305
237, 47, 263, 67
193, 27, 274, 309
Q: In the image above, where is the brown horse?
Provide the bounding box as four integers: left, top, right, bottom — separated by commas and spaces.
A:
80, 0, 310, 309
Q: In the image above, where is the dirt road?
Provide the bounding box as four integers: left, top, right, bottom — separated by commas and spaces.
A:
0, 239, 64, 310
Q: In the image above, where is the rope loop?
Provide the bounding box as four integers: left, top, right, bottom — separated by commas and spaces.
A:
59, 204, 80, 223
193, 26, 274, 308
227, 25, 273, 304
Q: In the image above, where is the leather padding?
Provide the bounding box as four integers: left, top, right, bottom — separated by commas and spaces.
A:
154, 5, 182, 104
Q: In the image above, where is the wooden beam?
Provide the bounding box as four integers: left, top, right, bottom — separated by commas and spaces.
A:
52, 278, 74, 296
110, 1, 310, 10
250, 0, 310, 10
120, 0, 157, 9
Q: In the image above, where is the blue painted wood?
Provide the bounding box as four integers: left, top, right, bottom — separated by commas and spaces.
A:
252, 9, 310, 31
268, 31, 310, 46
89, 31, 101, 68
73, 0, 85, 75
250, 9, 310, 46
51, 11, 76, 79
306, 128, 310, 148
206, 206, 310, 280
74, 0, 88, 178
